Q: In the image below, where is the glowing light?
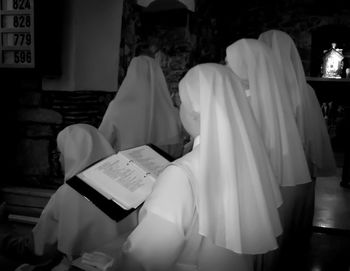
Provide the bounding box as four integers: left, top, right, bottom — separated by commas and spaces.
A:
321, 43, 344, 79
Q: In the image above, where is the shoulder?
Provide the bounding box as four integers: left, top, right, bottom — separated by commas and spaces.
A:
143, 147, 199, 213
172, 146, 199, 180
175, 146, 199, 167
141, 164, 196, 233
151, 165, 191, 199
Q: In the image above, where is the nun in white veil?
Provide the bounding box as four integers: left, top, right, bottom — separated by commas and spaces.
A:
32, 124, 138, 269
226, 39, 313, 271
117, 63, 282, 271
98, 55, 183, 159
258, 29, 337, 178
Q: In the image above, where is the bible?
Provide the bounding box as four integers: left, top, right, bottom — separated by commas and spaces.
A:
67, 144, 172, 222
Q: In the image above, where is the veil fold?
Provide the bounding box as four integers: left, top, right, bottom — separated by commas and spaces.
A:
226, 39, 311, 186
259, 30, 337, 177
99, 55, 182, 152
179, 64, 282, 254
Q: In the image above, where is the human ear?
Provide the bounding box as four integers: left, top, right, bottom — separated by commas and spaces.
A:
180, 104, 200, 138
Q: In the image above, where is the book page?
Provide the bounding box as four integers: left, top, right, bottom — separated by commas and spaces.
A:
77, 154, 155, 210
121, 145, 170, 178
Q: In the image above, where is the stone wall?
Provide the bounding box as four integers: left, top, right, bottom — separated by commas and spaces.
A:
119, 2, 350, 78
8, 89, 114, 189
118, 0, 194, 107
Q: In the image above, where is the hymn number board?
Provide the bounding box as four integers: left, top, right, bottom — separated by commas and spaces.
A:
0, 0, 34, 68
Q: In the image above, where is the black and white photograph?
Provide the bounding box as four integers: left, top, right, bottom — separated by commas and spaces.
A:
0, 0, 349, 270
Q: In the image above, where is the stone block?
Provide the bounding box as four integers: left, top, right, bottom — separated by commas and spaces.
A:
16, 139, 51, 176
17, 108, 63, 124
18, 91, 41, 107
18, 123, 54, 138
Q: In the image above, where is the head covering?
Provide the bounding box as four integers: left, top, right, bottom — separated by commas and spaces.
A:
33, 124, 137, 258
179, 63, 282, 254
98, 55, 182, 152
226, 39, 311, 186
259, 30, 337, 177
57, 123, 115, 181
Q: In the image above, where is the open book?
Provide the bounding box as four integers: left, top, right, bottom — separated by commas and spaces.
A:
67, 144, 171, 221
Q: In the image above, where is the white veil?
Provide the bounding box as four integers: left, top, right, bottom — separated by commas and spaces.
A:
99, 55, 182, 152
259, 30, 337, 177
57, 123, 115, 181
226, 39, 311, 187
179, 63, 282, 254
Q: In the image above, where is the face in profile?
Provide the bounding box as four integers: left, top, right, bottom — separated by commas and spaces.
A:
179, 102, 200, 138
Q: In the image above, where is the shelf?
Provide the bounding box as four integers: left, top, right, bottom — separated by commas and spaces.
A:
306, 77, 350, 82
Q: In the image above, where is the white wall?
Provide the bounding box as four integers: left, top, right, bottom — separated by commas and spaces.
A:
42, 0, 124, 92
